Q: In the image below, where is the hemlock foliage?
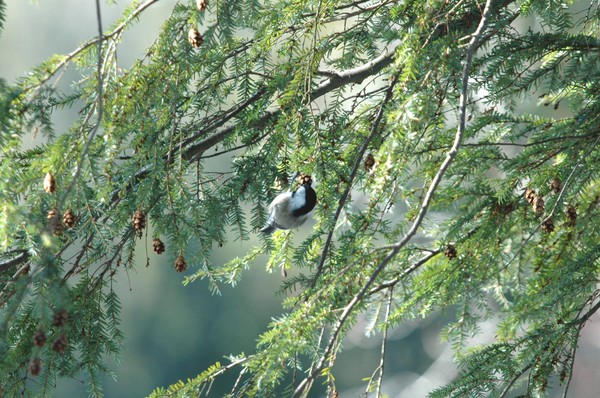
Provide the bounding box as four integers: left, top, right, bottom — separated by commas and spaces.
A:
1, 0, 600, 397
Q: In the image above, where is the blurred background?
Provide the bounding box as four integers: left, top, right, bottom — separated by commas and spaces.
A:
1, 1, 598, 397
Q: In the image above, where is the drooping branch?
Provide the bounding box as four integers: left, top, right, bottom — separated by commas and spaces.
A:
293, 0, 497, 395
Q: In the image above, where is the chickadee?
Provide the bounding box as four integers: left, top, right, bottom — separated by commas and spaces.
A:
260, 175, 317, 234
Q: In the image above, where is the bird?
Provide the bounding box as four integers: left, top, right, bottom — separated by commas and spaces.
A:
260, 175, 317, 234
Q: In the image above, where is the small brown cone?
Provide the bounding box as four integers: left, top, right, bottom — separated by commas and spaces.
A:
550, 177, 562, 194
175, 254, 187, 272
364, 153, 375, 171
525, 187, 536, 205
153, 238, 165, 254
132, 210, 146, 236
63, 209, 76, 229
196, 0, 208, 11
565, 205, 577, 227
47, 209, 63, 236
29, 357, 42, 376
444, 244, 457, 260
33, 330, 47, 347
188, 28, 203, 48
52, 309, 68, 328
533, 196, 545, 214
52, 334, 68, 354
541, 217, 554, 233
43, 172, 56, 193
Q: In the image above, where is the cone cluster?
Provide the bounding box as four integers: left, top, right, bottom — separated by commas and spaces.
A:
525, 187, 544, 213
43, 174, 77, 234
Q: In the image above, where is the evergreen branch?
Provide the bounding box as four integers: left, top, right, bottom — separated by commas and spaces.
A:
19, 0, 160, 95
413, 131, 600, 154
182, 87, 268, 161
183, 48, 395, 162
310, 74, 398, 288
293, 1, 497, 396
548, 134, 600, 218
0, 250, 29, 274
367, 249, 441, 295
310, 50, 395, 100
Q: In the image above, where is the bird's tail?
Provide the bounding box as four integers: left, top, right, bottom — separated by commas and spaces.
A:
260, 224, 276, 234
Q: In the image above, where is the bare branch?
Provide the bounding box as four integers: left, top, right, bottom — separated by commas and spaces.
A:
0, 251, 29, 274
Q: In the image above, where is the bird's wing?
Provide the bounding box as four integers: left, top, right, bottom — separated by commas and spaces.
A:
268, 191, 292, 211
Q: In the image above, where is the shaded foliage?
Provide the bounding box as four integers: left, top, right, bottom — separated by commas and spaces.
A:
1, 0, 599, 397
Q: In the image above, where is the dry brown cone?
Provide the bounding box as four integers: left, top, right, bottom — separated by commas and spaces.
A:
188, 27, 203, 48
63, 208, 76, 229
196, 0, 208, 11
364, 153, 375, 171
43, 172, 56, 193
491, 201, 515, 217
33, 330, 47, 347
533, 195, 545, 214
132, 210, 146, 236
565, 205, 577, 226
153, 238, 165, 254
541, 217, 555, 233
550, 177, 562, 194
525, 187, 536, 205
444, 244, 457, 260
52, 334, 68, 354
52, 309, 68, 328
47, 209, 63, 236
175, 254, 187, 272
29, 357, 42, 376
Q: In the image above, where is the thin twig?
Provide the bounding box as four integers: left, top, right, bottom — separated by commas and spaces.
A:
57, 0, 105, 212
375, 287, 393, 398
498, 364, 532, 398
